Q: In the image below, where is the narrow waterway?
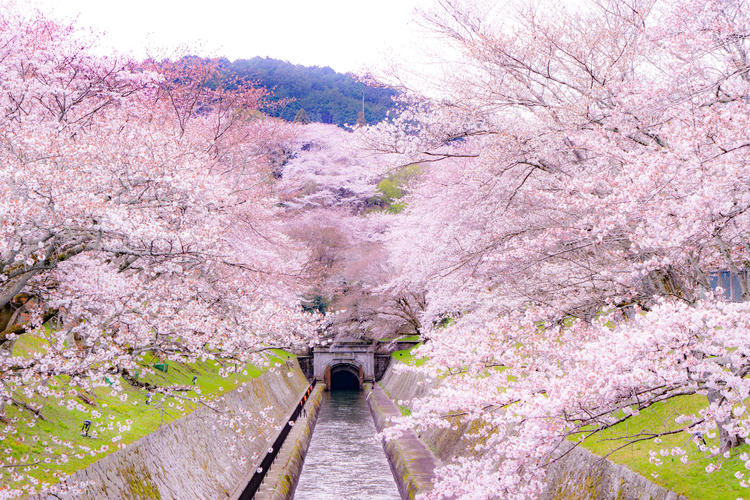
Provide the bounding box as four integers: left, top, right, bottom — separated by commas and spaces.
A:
294, 390, 400, 499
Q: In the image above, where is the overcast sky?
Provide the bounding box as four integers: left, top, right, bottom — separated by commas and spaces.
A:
26, 0, 432, 74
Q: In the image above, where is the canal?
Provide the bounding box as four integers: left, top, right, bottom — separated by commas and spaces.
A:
293, 389, 400, 499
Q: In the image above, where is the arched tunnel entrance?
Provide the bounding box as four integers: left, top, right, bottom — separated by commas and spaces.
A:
326, 363, 363, 391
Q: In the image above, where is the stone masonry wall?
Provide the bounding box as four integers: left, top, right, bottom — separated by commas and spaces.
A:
252, 384, 324, 500
541, 445, 687, 500
379, 364, 687, 500
37, 359, 309, 500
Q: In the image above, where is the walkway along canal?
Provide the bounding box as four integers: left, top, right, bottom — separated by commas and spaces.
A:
293, 389, 400, 499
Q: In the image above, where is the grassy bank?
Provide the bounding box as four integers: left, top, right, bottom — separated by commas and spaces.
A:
578, 395, 750, 499
390, 343, 424, 366
388, 344, 747, 499
1, 334, 291, 495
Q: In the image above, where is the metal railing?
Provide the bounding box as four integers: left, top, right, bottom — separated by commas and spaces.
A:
238, 381, 317, 499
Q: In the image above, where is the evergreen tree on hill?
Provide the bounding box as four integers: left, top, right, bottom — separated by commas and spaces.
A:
294, 108, 311, 124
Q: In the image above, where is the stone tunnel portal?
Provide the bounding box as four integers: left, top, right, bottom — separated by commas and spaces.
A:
327, 363, 362, 391
313, 339, 375, 391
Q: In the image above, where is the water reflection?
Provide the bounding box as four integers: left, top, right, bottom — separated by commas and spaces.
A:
294, 390, 400, 499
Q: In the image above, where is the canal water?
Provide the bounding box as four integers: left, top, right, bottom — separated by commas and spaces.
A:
293, 390, 400, 499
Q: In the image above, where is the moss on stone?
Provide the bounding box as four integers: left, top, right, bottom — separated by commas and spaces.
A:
119, 463, 161, 499
552, 469, 604, 500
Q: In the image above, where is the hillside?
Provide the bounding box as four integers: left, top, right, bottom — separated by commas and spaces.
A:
220, 57, 397, 127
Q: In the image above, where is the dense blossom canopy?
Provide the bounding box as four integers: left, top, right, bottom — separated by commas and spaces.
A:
276, 123, 423, 339
0, 8, 320, 495
360, 0, 750, 497
4, 0, 750, 497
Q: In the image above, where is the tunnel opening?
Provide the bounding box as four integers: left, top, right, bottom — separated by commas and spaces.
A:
329, 365, 361, 391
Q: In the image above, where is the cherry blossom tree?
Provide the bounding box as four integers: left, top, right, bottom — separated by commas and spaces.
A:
289, 209, 424, 339
363, 0, 750, 497
276, 123, 427, 339
0, 7, 320, 494
276, 122, 380, 212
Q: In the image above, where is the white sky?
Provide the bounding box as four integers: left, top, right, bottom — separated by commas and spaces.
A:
25, 0, 432, 74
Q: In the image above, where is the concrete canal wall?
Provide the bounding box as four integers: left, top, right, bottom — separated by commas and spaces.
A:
36, 360, 310, 500
250, 384, 324, 500
367, 381, 438, 500
373, 364, 687, 500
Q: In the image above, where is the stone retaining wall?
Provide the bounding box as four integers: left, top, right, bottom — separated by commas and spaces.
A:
37, 360, 309, 500
251, 384, 324, 500
541, 445, 687, 500
378, 364, 687, 500
380, 366, 478, 464
367, 382, 438, 500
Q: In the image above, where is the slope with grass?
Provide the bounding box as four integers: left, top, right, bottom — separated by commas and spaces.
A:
45, 358, 309, 499
575, 395, 750, 500
381, 348, 733, 499
1, 332, 293, 497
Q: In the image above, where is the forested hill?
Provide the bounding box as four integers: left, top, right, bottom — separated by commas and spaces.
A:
221, 57, 397, 127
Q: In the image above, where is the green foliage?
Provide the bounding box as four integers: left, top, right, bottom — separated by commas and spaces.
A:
436, 317, 456, 329
301, 292, 329, 315
385, 202, 406, 214
398, 404, 412, 416
377, 178, 403, 201
218, 57, 398, 127
370, 164, 421, 214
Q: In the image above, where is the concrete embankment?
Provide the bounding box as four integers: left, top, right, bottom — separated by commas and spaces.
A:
37, 359, 310, 500
367, 382, 439, 500
249, 383, 324, 500
374, 364, 686, 500
541, 445, 687, 500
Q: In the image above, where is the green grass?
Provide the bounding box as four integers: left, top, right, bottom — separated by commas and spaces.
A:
388, 340, 745, 498
577, 395, 750, 499
368, 164, 421, 214
1, 334, 291, 495
378, 334, 420, 342
397, 334, 420, 342
391, 344, 425, 366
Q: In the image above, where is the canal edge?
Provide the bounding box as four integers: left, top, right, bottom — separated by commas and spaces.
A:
250, 383, 325, 500
365, 382, 439, 500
